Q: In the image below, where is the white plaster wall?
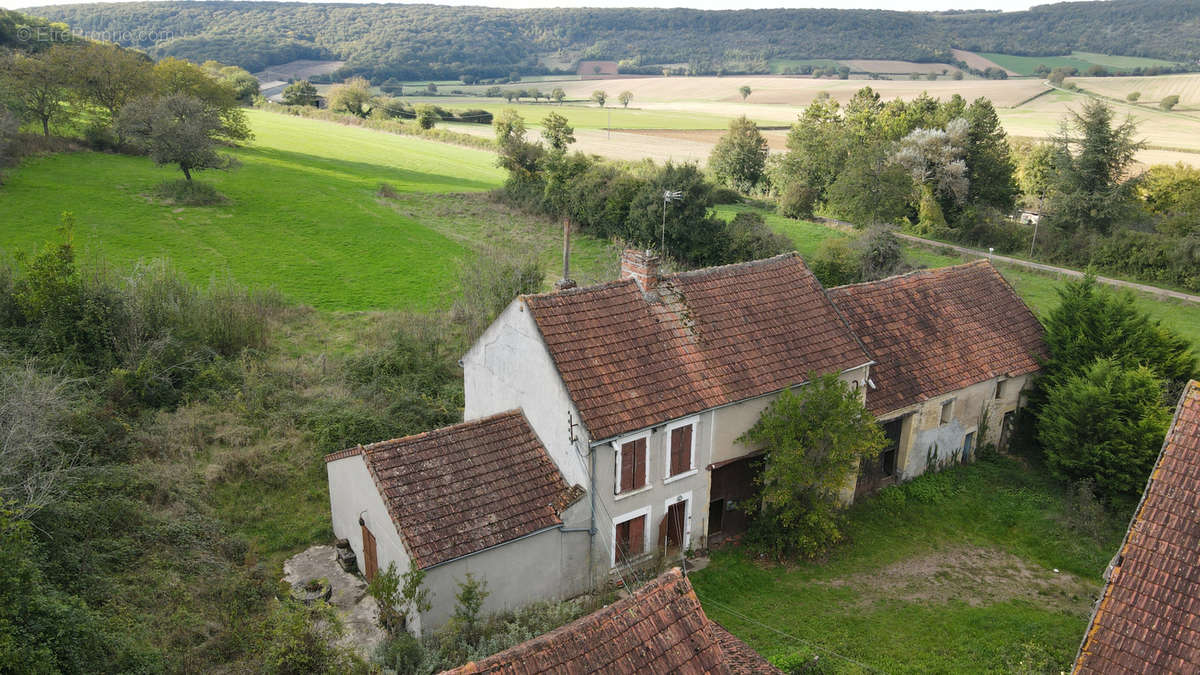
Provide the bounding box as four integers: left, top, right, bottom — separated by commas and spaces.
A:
594, 410, 715, 569
326, 455, 422, 635
420, 525, 593, 629
463, 299, 590, 488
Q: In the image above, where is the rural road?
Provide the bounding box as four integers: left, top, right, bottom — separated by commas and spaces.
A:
817, 217, 1200, 305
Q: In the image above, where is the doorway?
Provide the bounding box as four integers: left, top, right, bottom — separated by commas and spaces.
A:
361, 522, 379, 582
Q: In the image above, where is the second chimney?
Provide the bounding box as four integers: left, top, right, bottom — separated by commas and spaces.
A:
620, 249, 660, 295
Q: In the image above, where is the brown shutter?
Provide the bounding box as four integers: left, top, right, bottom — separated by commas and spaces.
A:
361, 524, 379, 582
628, 515, 645, 556
619, 443, 634, 493
670, 425, 692, 476
632, 438, 647, 489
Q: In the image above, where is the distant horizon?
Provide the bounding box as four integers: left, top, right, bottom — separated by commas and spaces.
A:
10, 0, 1082, 14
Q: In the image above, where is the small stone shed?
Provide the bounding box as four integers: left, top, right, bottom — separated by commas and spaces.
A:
325, 410, 591, 635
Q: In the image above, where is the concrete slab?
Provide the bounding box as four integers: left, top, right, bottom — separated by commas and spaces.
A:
283, 545, 387, 657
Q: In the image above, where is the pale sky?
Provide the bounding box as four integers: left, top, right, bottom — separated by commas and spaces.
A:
12, 0, 1059, 13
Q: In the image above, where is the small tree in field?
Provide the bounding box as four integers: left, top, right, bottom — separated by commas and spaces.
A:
118, 94, 235, 181
618, 90, 633, 108
541, 112, 575, 153
591, 90, 607, 108
1126, 91, 1141, 102
741, 373, 887, 558
1160, 94, 1180, 111
282, 80, 319, 106
551, 87, 565, 104
739, 85, 752, 101
709, 115, 769, 193
415, 104, 437, 129
1037, 357, 1171, 506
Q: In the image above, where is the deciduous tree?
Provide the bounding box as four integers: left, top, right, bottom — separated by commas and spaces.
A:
741, 373, 887, 558
739, 85, 751, 100
708, 115, 768, 193
281, 80, 319, 106
618, 90, 633, 108
591, 90, 606, 107
541, 112, 574, 153
328, 76, 374, 118
118, 94, 236, 181
1, 46, 73, 136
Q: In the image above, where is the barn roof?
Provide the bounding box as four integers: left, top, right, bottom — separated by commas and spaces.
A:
522, 253, 872, 442
827, 260, 1044, 416
324, 410, 580, 569
1075, 381, 1200, 673
445, 568, 781, 674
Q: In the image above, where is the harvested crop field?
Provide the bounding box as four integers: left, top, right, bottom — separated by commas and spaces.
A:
951, 49, 1020, 76
1074, 73, 1200, 108
840, 59, 964, 75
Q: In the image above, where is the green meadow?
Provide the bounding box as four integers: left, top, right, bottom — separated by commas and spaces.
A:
0, 110, 615, 311
979, 51, 1179, 76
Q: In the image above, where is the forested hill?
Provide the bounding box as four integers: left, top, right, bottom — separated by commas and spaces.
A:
22, 0, 1200, 81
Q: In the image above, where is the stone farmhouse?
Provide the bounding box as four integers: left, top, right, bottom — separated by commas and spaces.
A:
326, 250, 1045, 634
1074, 380, 1200, 673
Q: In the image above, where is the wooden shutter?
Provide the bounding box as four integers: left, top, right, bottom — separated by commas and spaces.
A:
627, 515, 645, 556
670, 425, 692, 476
631, 438, 646, 489
619, 442, 635, 492
620, 438, 647, 492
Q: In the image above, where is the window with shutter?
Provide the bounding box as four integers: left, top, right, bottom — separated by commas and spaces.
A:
615, 514, 646, 563
669, 424, 693, 477
617, 436, 647, 493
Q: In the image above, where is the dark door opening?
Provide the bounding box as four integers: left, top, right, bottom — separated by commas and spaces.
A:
855, 417, 904, 499
708, 499, 725, 535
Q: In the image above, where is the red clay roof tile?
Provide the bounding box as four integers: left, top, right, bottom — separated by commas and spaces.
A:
443, 568, 778, 675
524, 253, 871, 441
828, 260, 1044, 416
1076, 381, 1200, 673
326, 410, 572, 569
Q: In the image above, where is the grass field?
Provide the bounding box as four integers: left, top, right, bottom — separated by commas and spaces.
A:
691, 456, 1124, 672
0, 110, 618, 311
978, 51, 1179, 76
768, 58, 842, 73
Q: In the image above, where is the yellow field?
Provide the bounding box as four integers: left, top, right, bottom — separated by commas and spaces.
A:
840, 60, 964, 75
1072, 73, 1200, 108
455, 74, 1200, 169
950, 49, 1019, 77
553, 75, 1049, 108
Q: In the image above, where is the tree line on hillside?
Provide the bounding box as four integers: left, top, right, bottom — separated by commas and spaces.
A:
713, 86, 1200, 292
24, 1, 1200, 82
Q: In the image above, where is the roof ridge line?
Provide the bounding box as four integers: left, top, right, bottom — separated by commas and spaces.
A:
828, 259, 993, 293
355, 409, 524, 454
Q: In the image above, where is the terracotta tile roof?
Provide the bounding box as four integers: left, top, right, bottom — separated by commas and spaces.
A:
706, 622, 785, 675
324, 410, 573, 569
524, 253, 872, 441
827, 261, 1044, 416
445, 568, 778, 674
1075, 381, 1200, 674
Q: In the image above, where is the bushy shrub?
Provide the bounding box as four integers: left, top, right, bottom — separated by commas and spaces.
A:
724, 212, 791, 263
260, 600, 362, 674
778, 182, 818, 220
451, 248, 544, 341
771, 646, 834, 674
809, 238, 860, 287
1037, 357, 1171, 506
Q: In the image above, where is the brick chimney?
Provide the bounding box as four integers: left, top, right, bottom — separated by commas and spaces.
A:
620, 249, 660, 294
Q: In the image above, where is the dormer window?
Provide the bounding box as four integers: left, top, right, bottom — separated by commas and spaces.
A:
616, 432, 649, 495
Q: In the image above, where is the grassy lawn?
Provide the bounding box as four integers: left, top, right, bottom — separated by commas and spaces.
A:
691, 456, 1123, 673
0, 110, 616, 311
